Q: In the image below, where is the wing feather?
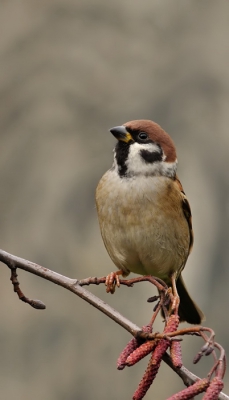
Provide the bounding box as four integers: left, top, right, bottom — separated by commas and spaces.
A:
175, 175, 194, 254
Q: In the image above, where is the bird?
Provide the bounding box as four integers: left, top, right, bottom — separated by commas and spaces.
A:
95, 120, 204, 324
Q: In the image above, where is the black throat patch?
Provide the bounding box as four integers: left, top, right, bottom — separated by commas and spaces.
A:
115, 141, 130, 177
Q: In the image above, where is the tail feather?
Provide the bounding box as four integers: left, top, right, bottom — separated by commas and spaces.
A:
177, 274, 204, 324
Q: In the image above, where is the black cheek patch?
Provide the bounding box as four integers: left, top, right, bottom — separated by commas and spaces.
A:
140, 148, 163, 163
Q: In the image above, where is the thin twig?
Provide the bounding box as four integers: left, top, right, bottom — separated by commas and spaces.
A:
10, 267, 46, 309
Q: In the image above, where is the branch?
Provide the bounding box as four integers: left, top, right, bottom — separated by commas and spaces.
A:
0, 249, 228, 400
0, 249, 140, 335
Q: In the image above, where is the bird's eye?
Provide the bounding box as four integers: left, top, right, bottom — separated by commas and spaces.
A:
138, 132, 148, 140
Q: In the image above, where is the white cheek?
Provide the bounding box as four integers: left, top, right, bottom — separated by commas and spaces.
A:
113, 142, 177, 178
126, 143, 158, 174
128, 143, 178, 177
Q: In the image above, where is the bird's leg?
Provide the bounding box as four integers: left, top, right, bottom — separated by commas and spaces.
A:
150, 291, 165, 326
171, 272, 180, 315
105, 270, 123, 294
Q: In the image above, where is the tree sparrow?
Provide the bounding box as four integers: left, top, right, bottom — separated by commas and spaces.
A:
95, 120, 204, 324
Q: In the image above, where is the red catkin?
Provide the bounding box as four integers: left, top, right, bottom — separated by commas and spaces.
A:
117, 324, 152, 370
117, 337, 139, 370
167, 378, 210, 400
126, 340, 157, 366
151, 338, 170, 365
170, 340, 182, 368
132, 316, 180, 399
164, 314, 180, 334
152, 314, 180, 366
132, 354, 161, 400
202, 376, 224, 400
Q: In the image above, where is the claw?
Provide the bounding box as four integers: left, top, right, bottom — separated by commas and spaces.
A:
105, 270, 123, 293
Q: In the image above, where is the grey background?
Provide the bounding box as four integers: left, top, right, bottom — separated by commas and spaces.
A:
0, 1, 229, 399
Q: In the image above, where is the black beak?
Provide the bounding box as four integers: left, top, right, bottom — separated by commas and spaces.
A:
110, 126, 133, 143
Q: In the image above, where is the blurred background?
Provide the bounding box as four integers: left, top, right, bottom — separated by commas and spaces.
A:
0, 1, 229, 399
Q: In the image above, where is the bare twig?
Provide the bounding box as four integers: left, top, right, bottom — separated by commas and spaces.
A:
10, 267, 46, 309
0, 249, 228, 400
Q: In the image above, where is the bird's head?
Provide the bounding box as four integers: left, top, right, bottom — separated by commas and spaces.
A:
110, 120, 177, 178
